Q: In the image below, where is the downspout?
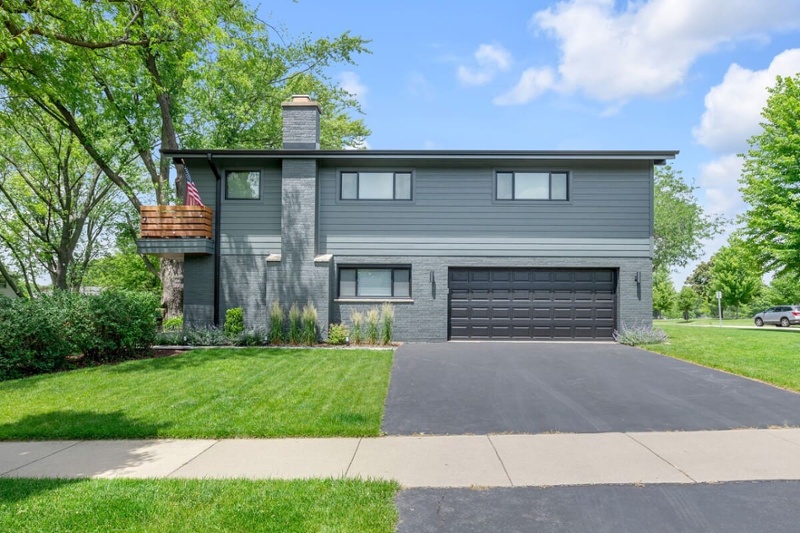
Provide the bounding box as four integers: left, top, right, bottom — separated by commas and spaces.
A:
206, 153, 223, 327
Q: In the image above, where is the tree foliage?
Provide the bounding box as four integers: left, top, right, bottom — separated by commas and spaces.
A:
654, 165, 726, 272
676, 286, 698, 321
0, 103, 126, 294
740, 74, 800, 277
652, 268, 676, 318
83, 229, 161, 295
685, 260, 714, 303
0, 0, 370, 314
709, 237, 761, 318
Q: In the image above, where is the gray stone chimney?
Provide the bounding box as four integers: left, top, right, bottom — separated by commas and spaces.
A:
281, 95, 321, 149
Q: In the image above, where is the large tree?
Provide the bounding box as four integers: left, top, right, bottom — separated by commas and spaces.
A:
740, 74, 800, 277
0, 102, 127, 295
654, 165, 726, 272
709, 237, 761, 319
0, 0, 369, 316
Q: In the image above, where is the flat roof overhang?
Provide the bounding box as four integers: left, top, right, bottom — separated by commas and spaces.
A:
163, 149, 679, 164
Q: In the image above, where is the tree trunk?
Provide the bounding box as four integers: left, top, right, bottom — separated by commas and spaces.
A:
160, 258, 184, 319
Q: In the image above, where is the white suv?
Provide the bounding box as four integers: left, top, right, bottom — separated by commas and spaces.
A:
754, 305, 800, 327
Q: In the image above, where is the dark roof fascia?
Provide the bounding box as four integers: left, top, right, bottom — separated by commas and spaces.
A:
163, 149, 679, 162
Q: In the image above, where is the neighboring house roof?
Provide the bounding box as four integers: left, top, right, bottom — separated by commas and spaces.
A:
163, 149, 679, 164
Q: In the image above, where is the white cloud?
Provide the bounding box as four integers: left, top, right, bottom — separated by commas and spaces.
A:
457, 43, 512, 86
493, 67, 556, 105
408, 71, 434, 100
693, 49, 800, 153
340, 71, 368, 104
504, 0, 800, 104
698, 154, 745, 218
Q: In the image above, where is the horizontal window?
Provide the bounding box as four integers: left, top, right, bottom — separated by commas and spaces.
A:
496, 171, 568, 201
340, 171, 412, 200
226, 171, 261, 200
339, 267, 411, 298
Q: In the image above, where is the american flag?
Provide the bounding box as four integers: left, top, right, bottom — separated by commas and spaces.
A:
185, 171, 204, 207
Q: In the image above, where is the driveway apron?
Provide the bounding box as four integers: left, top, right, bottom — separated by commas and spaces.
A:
382, 342, 800, 435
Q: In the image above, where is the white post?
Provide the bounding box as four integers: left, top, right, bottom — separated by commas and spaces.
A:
716, 291, 722, 327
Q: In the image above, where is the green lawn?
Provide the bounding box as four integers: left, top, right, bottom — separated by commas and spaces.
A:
645, 324, 800, 392
658, 318, 759, 327
0, 478, 398, 533
0, 348, 393, 440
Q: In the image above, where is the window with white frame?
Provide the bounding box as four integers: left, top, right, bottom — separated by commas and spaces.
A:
495, 171, 568, 201
340, 171, 412, 200
338, 267, 411, 298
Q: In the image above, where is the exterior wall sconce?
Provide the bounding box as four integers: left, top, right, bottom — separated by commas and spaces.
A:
430, 270, 435, 283
634, 271, 641, 285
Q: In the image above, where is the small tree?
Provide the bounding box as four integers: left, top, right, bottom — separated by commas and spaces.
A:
676, 286, 698, 321
710, 237, 762, 319
653, 268, 676, 319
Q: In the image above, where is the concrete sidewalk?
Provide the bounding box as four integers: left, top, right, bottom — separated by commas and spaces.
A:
2, 428, 800, 488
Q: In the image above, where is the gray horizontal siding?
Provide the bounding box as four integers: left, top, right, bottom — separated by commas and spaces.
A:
319, 161, 653, 257
187, 161, 281, 256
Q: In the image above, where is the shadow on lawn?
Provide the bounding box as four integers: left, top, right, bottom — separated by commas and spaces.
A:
0, 410, 168, 440
0, 478, 87, 504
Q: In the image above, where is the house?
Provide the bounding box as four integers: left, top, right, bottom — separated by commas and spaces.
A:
137, 95, 677, 341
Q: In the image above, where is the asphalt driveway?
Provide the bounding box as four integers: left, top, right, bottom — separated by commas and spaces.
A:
382, 342, 800, 435
397, 482, 800, 533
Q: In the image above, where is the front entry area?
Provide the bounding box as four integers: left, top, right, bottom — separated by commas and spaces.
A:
448, 268, 617, 340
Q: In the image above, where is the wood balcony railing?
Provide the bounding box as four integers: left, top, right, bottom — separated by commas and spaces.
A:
140, 206, 212, 239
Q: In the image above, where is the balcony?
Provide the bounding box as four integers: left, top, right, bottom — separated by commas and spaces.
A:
136, 206, 214, 259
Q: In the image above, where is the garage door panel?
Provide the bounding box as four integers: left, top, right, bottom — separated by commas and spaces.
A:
449, 268, 617, 340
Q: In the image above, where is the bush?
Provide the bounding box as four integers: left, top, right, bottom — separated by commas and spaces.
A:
224, 307, 244, 337
155, 329, 185, 346
234, 328, 267, 346
288, 304, 302, 345
162, 316, 183, 331
0, 292, 89, 380
267, 301, 285, 345
84, 290, 159, 363
0, 290, 159, 380
184, 326, 229, 346
365, 308, 380, 345
380, 303, 394, 345
301, 303, 318, 345
613, 323, 669, 346
327, 323, 349, 345
350, 311, 364, 345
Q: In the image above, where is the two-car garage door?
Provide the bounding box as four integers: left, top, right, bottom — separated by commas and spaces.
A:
449, 268, 617, 340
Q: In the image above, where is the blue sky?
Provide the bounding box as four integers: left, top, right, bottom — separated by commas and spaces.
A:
262, 0, 800, 285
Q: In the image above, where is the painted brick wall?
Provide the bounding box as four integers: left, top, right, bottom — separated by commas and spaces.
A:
331, 256, 652, 342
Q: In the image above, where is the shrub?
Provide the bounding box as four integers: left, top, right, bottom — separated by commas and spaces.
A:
613, 323, 669, 346
288, 304, 302, 345
234, 328, 267, 346
350, 311, 364, 345
365, 308, 380, 345
0, 291, 89, 380
155, 329, 185, 346
301, 303, 318, 345
84, 290, 159, 363
380, 302, 394, 345
184, 326, 229, 346
327, 323, 349, 345
224, 307, 244, 337
162, 316, 183, 331
267, 301, 285, 345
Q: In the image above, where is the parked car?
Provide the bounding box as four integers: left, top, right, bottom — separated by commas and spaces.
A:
754, 305, 800, 327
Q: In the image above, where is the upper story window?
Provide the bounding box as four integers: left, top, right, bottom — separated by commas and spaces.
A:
340, 171, 412, 200
226, 170, 261, 200
496, 171, 568, 201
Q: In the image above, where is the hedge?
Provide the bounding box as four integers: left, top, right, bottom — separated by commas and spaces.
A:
0, 290, 159, 381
